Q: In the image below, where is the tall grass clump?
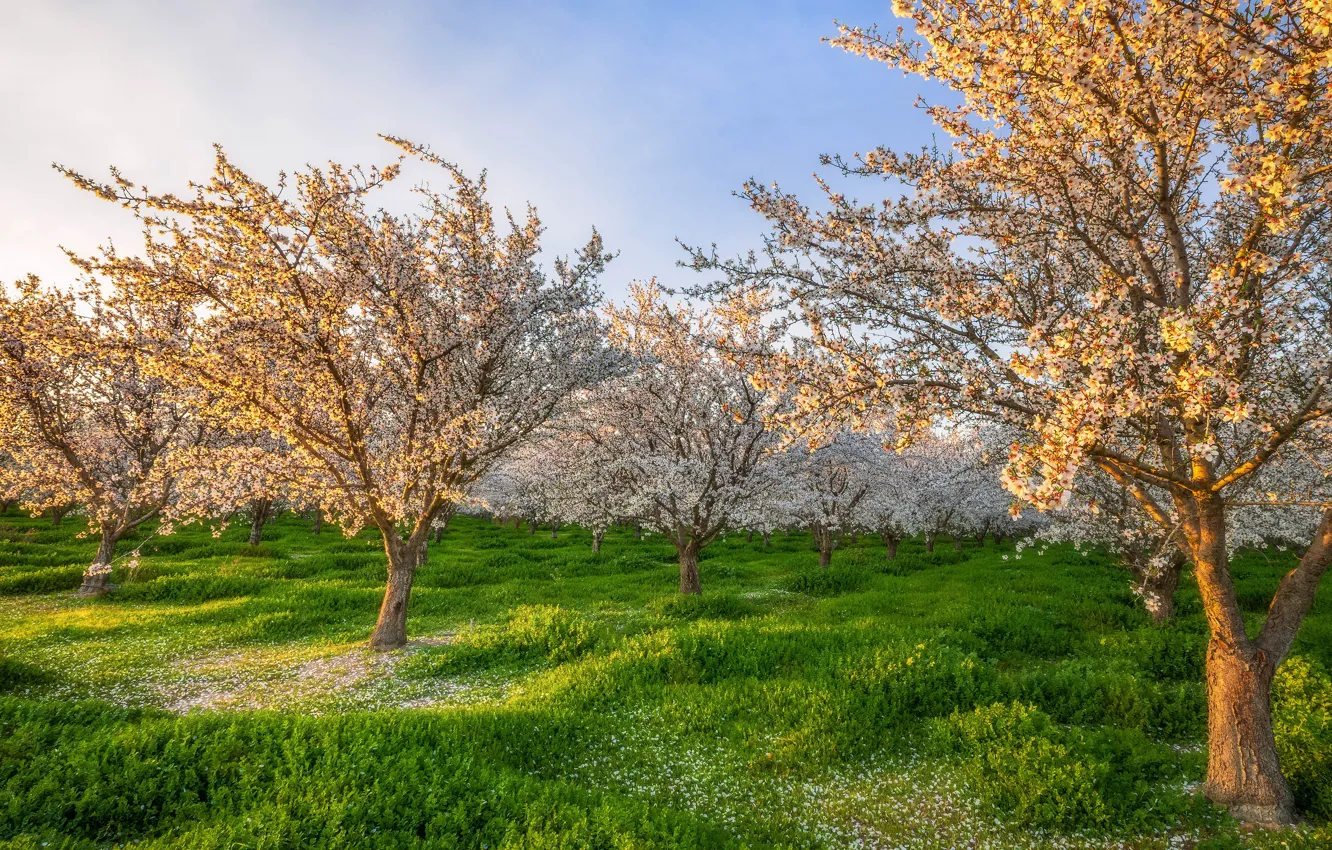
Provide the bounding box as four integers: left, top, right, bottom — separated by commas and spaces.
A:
406, 605, 611, 676
927, 701, 1194, 831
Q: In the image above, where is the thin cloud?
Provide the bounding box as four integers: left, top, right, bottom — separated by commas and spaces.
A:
0, 0, 929, 296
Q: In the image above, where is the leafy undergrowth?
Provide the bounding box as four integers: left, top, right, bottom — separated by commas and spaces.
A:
1, 510, 1330, 848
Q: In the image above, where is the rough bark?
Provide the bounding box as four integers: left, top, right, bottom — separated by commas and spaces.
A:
634, 524, 643, 540
678, 540, 702, 595
370, 540, 420, 650
924, 533, 936, 553
746, 529, 754, 544
591, 529, 604, 553
1186, 497, 1300, 826
311, 512, 323, 535
951, 535, 963, 551
528, 521, 536, 536
550, 523, 559, 540
75, 527, 120, 597
0, 499, 14, 515
762, 531, 771, 549
1204, 640, 1291, 825
49, 503, 73, 527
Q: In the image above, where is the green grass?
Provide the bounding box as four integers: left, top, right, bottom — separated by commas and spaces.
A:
1, 509, 1330, 849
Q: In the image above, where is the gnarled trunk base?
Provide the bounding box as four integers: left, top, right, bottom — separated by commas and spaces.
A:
75, 570, 114, 597
75, 530, 119, 597
370, 549, 418, 651
1203, 640, 1294, 826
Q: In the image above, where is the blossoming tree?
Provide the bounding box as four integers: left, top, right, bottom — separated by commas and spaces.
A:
488, 432, 633, 551
0, 276, 212, 594
692, 0, 1332, 824
64, 138, 615, 649
577, 282, 784, 593
783, 430, 883, 567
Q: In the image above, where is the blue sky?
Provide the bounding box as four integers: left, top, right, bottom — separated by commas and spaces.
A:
0, 1, 935, 298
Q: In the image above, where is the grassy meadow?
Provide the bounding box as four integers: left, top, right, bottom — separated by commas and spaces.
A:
1, 509, 1330, 849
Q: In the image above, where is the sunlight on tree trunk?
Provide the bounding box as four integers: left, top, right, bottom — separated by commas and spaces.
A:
1204, 639, 1291, 824
76, 528, 119, 597
371, 543, 419, 651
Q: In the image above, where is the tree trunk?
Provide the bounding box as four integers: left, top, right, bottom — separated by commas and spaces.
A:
529, 521, 537, 536
550, 523, 559, 539
1204, 639, 1292, 825
370, 541, 419, 650
76, 527, 119, 596
995, 534, 1007, 546
248, 498, 271, 546
634, 524, 643, 540
925, 533, 936, 553
951, 535, 963, 551
762, 531, 771, 549
49, 503, 72, 527
592, 529, 604, 553
1186, 498, 1296, 826
1135, 553, 1184, 624
818, 529, 835, 569
433, 526, 444, 544
747, 529, 754, 543
513, 518, 521, 530
881, 534, 899, 560
678, 540, 702, 595
975, 530, 986, 546
311, 512, 323, 535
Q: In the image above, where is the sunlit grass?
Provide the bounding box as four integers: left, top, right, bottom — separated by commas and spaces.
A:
1, 508, 1329, 849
